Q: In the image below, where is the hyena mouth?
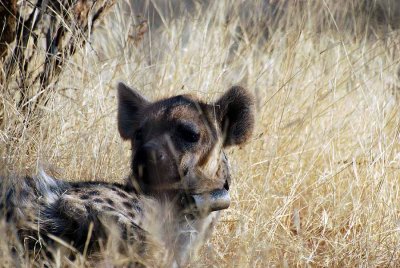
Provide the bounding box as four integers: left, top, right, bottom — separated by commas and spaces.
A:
180, 188, 231, 214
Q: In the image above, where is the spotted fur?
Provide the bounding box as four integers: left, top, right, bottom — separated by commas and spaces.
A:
0, 83, 254, 266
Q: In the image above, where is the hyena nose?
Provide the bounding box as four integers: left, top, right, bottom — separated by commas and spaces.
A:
136, 143, 170, 187
141, 143, 166, 163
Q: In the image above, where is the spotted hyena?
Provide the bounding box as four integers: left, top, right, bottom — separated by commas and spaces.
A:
0, 82, 254, 266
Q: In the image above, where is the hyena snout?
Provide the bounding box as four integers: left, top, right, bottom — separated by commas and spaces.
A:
133, 141, 179, 187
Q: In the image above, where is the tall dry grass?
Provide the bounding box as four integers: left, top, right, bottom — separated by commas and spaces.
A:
1, 0, 400, 266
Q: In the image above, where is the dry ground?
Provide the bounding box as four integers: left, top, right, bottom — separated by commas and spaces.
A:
1, 0, 400, 267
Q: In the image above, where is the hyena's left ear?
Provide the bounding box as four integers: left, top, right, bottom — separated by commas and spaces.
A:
214, 86, 255, 147
117, 82, 150, 140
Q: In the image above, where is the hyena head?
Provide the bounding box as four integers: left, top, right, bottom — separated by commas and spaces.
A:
117, 82, 254, 212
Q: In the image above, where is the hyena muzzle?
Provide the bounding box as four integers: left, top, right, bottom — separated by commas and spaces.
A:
0, 82, 255, 266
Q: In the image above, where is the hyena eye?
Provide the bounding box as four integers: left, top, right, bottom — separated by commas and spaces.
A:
177, 124, 200, 143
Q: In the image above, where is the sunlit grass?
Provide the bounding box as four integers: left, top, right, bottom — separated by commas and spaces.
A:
1, 0, 400, 266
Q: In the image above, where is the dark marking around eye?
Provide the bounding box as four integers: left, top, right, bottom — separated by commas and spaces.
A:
177, 123, 200, 143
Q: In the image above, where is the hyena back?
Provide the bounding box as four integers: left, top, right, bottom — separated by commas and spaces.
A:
0, 82, 255, 266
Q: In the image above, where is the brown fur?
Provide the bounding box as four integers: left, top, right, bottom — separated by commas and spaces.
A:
1, 82, 255, 266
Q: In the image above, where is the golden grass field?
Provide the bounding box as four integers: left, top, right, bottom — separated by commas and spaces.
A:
1, 0, 400, 266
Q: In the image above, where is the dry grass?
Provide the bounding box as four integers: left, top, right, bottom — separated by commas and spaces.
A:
2, 0, 400, 266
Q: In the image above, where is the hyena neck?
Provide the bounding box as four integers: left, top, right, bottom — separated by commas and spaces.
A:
122, 174, 211, 265
124, 174, 181, 210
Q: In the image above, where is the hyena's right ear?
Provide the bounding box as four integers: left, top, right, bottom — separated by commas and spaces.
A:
117, 82, 150, 140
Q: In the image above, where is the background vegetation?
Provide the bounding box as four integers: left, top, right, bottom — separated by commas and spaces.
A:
1, 0, 400, 266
